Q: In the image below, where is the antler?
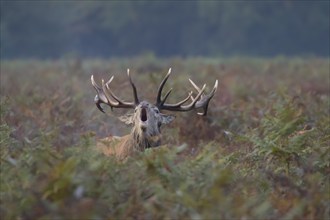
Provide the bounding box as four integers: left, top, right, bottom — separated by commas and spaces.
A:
156, 68, 218, 116
91, 69, 139, 113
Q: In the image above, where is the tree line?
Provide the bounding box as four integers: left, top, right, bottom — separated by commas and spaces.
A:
1, 1, 329, 58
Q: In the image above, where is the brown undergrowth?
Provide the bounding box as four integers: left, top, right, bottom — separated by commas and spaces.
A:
1, 57, 329, 219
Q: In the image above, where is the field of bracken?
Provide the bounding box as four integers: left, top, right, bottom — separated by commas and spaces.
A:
0, 57, 329, 219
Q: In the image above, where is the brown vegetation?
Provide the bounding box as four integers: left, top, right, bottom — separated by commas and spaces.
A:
1, 57, 329, 219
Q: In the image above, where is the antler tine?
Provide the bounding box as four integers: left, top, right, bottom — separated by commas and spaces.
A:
156, 68, 172, 105
165, 91, 193, 107
189, 78, 202, 93
196, 80, 218, 116
160, 88, 173, 105
91, 75, 109, 113
189, 78, 205, 101
182, 84, 206, 109
104, 79, 124, 104
102, 77, 136, 109
160, 84, 206, 112
91, 72, 137, 113
127, 69, 139, 105
156, 69, 218, 115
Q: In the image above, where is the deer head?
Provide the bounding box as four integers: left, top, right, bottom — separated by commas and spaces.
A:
91, 68, 218, 151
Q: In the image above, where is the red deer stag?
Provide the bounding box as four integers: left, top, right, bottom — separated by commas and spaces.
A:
91, 68, 218, 160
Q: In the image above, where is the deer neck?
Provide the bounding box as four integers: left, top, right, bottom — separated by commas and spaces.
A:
130, 126, 161, 151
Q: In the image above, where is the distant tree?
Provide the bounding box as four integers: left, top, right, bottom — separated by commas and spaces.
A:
0, 0, 329, 58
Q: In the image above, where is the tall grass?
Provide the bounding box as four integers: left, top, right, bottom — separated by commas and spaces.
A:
0, 57, 329, 219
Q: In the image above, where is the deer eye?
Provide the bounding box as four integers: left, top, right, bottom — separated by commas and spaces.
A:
154, 109, 160, 114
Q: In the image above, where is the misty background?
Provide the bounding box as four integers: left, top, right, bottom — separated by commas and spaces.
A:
1, 0, 329, 59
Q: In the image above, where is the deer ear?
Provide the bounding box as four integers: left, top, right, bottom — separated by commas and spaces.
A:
118, 113, 134, 125
160, 114, 175, 125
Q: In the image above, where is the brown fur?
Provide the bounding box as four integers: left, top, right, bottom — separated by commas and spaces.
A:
94, 101, 173, 160
96, 134, 162, 160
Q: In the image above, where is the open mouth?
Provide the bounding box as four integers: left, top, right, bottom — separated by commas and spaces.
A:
141, 108, 147, 122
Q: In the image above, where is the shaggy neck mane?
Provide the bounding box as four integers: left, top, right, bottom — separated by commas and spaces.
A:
130, 126, 161, 151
